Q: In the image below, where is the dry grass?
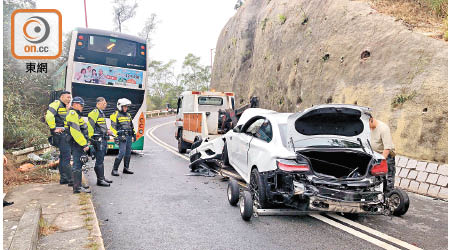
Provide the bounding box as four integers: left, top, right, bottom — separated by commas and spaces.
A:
3, 160, 60, 193
39, 217, 59, 236
366, 0, 448, 39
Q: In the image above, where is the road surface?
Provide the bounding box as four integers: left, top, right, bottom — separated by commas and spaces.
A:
87, 116, 448, 250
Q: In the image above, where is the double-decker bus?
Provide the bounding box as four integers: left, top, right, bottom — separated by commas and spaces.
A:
52, 28, 147, 150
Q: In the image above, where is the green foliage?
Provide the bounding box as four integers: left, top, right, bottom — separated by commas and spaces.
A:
425, 0, 448, 17
179, 53, 211, 91
391, 92, 417, 108
3, 0, 53, 150
147, 53, 211, 110
279, 14, 287, 24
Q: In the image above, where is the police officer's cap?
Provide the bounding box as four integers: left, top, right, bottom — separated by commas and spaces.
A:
72, 96, 85, 106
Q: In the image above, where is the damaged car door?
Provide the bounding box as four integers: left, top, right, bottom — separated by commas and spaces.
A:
229, 117, 265, 179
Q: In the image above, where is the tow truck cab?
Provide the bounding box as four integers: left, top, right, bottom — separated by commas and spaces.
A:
175, 91, 235, 152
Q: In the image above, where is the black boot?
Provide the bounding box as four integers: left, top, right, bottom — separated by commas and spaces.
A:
123, 156, 134, 174
111, 158, 121, 176
73, 170, 91, 193
97, 179, 110, 187
98, 164, 112, 183
65, 164, 73, 186
73, 170, 81, 193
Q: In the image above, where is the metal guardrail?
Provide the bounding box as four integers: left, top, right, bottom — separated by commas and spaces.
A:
146, 109, 175, 118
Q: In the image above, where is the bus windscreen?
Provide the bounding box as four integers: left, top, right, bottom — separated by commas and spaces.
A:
88, 36, 136, 57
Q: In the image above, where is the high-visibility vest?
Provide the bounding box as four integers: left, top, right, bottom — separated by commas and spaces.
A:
66, 109, 88, 147
110, 110, 135, 137
87, 108, 108, 138
45, 100, 68, 130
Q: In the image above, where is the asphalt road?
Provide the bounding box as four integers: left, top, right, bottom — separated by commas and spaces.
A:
87, 116, 448, 250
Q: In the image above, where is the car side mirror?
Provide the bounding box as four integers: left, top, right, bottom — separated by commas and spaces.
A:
233, 125, 242, 133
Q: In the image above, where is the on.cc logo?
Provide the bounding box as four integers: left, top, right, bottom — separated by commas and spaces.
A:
23, 16, 50, 44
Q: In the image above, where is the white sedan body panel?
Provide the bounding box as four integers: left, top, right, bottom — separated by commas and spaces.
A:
225, 109, 296, 183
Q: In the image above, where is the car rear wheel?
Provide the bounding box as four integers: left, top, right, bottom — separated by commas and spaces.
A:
388, 188, 410, 216
249, 168, 269, 209
240, 191, 253, 221
227, 179, 240, 206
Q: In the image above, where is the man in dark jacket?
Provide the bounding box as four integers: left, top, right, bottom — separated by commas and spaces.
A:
45, 91, 73, 185
88, 97, 113, 186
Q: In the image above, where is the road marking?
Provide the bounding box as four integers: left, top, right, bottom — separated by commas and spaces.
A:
146, 121, 189, 161
146, 121, 422, 250
309, 214, 400, 250
327, 214, 422, 250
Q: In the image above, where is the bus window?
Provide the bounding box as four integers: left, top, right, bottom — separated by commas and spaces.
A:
88, 35, 136, 57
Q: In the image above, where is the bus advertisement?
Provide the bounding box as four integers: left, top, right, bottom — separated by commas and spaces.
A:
52, 28, 148, 151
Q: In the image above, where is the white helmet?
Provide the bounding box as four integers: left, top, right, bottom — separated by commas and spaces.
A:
117, 98, 132, 111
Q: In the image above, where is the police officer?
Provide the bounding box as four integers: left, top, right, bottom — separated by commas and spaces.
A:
110, 98, 136, 176
88, 97, 113, 187
45, 91, 73, 186
66, 97, 91, 193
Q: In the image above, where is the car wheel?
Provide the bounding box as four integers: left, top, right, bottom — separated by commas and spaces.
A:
388, 188, 410, 216
240, 191, 253, 221
249, 168, 269, 209
227, 179, 240, 206
191, 136, 202, 150
178, 133, 187, 154
222, 142, 230, 165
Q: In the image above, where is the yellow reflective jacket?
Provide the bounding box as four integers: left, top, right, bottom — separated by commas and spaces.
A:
110, 110, 135, 137
45, 100, 68, 130
66, 109, 88, 147
87, 108, 108, 138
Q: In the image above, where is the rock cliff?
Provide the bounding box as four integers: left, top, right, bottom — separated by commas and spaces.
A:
211, 0, 448, 162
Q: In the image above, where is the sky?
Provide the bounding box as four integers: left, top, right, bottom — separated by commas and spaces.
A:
35, 0, 237, 72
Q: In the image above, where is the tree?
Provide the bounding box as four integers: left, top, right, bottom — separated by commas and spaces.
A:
234, 0, 243, 10
138, 13, 158, 48
179, 53, 211, 91
112, 0, 138, 32
147, 60, 183, 110
3, 0, 53, 149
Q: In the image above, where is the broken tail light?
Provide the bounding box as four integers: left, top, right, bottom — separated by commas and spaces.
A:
277, 159, 310, 172
370, 159, 388, 176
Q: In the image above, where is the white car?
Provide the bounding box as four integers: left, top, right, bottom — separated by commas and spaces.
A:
191, 105, 409, 220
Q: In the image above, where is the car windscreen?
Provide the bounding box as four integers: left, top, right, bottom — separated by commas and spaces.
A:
198, 96, 223, 106
293, 138, 361, 148
88, 35, 136, 57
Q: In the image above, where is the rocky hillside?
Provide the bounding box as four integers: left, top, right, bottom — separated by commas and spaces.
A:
211, 0, 448, 163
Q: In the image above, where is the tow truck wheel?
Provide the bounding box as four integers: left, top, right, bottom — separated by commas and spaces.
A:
227, 179, 240, 206
178, 135, 187, 154
388, 188, 410, 216
240, 191, 253, 221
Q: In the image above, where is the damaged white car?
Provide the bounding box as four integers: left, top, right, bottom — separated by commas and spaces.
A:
190, 105, 409, 221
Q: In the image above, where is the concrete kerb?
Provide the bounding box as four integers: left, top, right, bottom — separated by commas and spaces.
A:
9, 202, 42, 250
81, 173, 105, 250
85, 196, 105, 250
